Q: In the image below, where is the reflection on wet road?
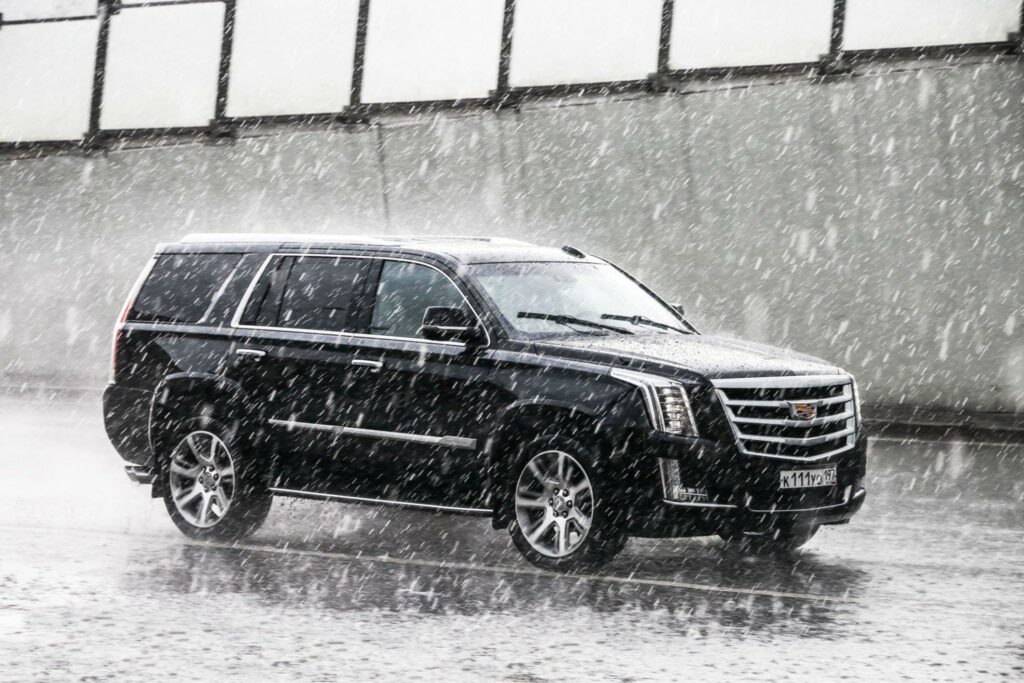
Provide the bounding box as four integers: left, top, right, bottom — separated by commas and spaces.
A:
1, 395, 1022, 681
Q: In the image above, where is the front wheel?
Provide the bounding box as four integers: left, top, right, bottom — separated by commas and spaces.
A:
161, 418, 272, 541
508, 440, 627, 572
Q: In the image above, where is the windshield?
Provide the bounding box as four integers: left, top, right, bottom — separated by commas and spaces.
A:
470, 261, 691, 338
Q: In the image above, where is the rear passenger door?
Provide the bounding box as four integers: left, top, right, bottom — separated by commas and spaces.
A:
347, 258, 500, 508
229, 253, 379, 494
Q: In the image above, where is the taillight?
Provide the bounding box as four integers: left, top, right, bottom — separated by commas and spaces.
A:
109, 326, 122, 384
110, 257, 155, 384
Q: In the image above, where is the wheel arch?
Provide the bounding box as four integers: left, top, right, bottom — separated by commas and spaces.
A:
148, 373, 250, 496
486, 399, 629, 530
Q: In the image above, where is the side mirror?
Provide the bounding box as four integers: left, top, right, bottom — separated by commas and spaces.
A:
671, 303, 685, 317
421, 306, 486, 346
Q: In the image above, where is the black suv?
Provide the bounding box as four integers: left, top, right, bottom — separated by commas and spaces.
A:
104, 235, 865, 570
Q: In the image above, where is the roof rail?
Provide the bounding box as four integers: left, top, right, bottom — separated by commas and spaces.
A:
179, 233, 535, 247
179, 233, 392, 245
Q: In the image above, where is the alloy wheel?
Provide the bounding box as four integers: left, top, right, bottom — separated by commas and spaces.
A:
515, 450, 594, 558
168, 430, 236, 528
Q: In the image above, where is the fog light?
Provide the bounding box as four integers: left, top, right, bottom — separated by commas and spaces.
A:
658, 458, 709, 503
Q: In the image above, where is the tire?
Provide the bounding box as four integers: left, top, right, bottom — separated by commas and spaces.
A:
508, 436, 627, 572
719, 524, 818, 555
159, 416, 272, 542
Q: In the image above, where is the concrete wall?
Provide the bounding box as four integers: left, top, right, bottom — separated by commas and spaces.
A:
2, 62, 1022, 412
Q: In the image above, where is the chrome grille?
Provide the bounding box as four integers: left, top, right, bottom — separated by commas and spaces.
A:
711, 375, 857, 461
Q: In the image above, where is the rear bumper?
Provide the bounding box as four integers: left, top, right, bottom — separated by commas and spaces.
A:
124, 463, 156, 485
102, 383, 154, 468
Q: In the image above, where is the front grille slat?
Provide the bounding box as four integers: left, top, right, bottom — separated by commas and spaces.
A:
730, 409, 854, 428
711, 375, 858, 462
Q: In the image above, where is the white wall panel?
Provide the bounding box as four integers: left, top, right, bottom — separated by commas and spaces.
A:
670, 0, 833, 69
0, 0, 96, 20
509, 0, 662, 86
0, 21, 97, 142
361, 0, 504, 103
100, 3, 224, 129
226, 0, 359, 117
845, 0, 1020, 49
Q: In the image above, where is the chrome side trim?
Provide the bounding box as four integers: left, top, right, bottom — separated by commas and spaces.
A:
268, 418, 477, 451
269, 487, 491, 516
663, 499, 737, 510
230, 253, 492, 348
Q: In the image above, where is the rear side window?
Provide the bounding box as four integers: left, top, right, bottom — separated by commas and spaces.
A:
130, 253, 241, 324
239, 255, 367, 332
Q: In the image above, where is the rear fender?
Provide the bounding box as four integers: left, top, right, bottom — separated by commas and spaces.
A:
148, 373, 250, 496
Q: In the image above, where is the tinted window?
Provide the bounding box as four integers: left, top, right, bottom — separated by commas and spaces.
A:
130, 253, 241, 324
238, 256, 290, 327
240, 255, 366, 332
370, 261, 471, 339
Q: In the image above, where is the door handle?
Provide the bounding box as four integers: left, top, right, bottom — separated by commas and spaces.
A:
351, 359, 384, 372
235, 348, 266, 359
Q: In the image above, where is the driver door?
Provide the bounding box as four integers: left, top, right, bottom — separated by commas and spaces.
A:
344, 258, 501, 508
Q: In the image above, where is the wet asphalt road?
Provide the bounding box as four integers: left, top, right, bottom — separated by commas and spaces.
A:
1, 394, 1022, 682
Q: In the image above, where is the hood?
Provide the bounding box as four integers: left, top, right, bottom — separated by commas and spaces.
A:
537, 333, 842, 380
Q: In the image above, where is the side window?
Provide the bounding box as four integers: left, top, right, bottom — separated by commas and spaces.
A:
370, 261, 472, 339
239, 255, 366, 332
238, 256, 290, 327
130, 253, 241, 324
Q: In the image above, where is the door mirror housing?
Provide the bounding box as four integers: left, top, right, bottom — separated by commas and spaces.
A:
421, 306, 486, 346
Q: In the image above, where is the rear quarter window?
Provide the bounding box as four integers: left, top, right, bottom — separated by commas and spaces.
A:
129, 253, 242, 324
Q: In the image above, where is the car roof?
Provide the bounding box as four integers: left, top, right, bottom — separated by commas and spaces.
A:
164, 233, 602, 265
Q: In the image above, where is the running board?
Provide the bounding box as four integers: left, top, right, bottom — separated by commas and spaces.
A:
269, 487, 492, 516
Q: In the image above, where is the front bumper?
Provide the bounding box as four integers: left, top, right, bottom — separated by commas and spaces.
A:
625, 431, 868, 537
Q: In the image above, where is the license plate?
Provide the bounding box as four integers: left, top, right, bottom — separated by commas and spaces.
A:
780, 467, 837, 489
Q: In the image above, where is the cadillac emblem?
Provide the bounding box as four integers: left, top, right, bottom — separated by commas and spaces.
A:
788, 401, 818, 420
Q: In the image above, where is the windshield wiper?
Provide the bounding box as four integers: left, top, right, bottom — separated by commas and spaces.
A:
600, 313, 691, 334
518, 312, 633, 335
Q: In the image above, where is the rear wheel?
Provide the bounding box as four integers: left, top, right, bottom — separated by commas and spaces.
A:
508, 439, 627, 572
161, 417, 272, 541
720, 525, 818, 555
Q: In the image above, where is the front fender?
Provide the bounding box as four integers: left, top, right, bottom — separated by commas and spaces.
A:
485, 395, 645, 529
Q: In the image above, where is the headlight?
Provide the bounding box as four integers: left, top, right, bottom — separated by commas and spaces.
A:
610, 368, 699, 437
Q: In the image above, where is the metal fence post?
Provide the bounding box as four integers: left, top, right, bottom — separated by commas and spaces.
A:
350, 0, 371, 107
210, 0, 237, 138
494, 0, 516, 108
1016, 0, 1024, 54
818, 0, 851, 76
85, 0, 117, 151
658, 0, 674, 75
